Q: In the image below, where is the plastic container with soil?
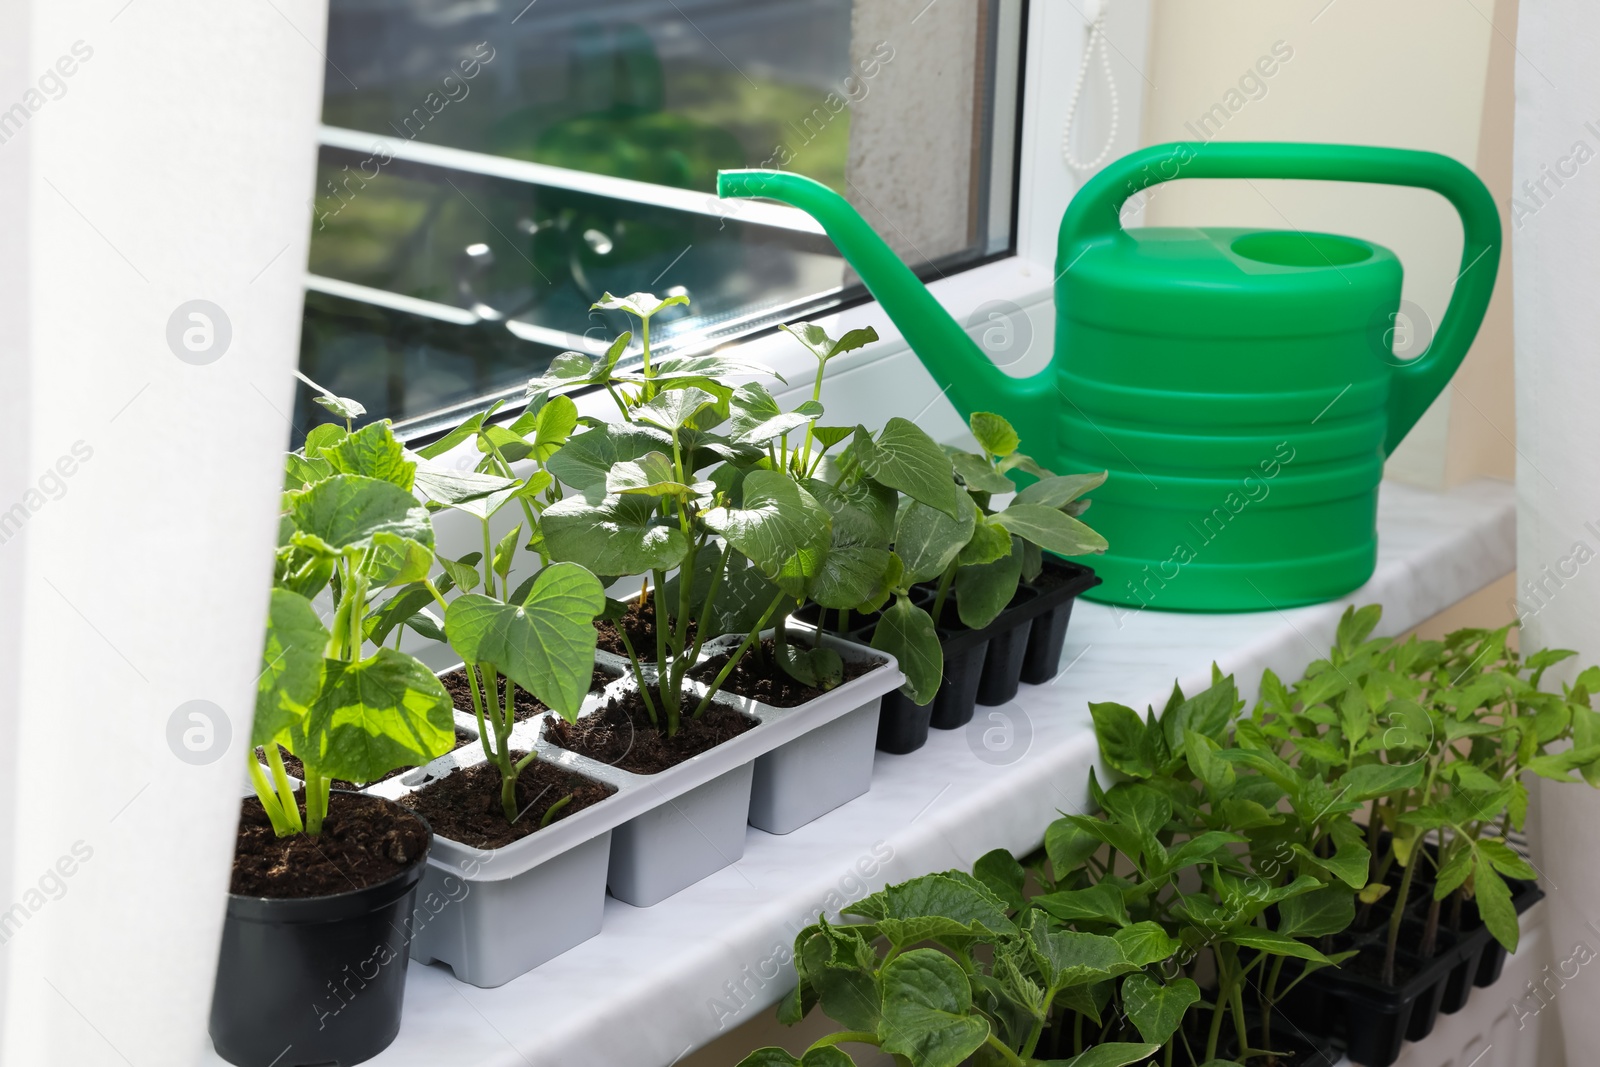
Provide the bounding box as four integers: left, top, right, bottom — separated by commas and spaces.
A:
209, 791, 432, 1067
1286, 915, 1468, 1067
690, 628, 902, 834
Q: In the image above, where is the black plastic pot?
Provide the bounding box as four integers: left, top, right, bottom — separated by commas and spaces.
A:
806, 558, 1099, 754
209, 796, 432, 1067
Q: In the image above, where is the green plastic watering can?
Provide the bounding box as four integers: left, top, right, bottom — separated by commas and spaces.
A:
717, 142, 1500, 612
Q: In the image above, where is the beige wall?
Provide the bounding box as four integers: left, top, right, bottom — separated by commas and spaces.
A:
1138, 0, 1517, 490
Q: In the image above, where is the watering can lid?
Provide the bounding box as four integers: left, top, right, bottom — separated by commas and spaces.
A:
1061, 226, 1402, 338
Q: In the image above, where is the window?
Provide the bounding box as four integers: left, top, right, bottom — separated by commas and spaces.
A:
299, 0, 1025, 439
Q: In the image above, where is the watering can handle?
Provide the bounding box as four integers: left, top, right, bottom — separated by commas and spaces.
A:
1060, 142, 1501, 455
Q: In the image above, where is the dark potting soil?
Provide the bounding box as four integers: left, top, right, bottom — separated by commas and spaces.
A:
398, 753, 614, 849
689, 638, 881, 708
594, 591, 696, 656
439, 667, 616, 723
256, 729, 475, 790
230, 792, 429, 898
544, 687, 754, 774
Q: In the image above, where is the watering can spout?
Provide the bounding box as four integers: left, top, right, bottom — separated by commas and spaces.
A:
717, 170, 1051, 442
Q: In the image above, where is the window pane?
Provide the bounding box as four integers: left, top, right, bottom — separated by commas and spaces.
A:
299, 0, 1021, 436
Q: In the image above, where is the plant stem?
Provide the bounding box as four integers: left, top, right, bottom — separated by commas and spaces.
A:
263, 745, 304, 834
690, 592, 787, 719
304, 768, 327, 835
247, 756, 294, 836
615, 627, 658, 727
807, 1032, 879, 1051
1384, 850, 1417, 985
464, 664, 495, 763
982, 1033, 1025, 1067
539, 793, 573, 829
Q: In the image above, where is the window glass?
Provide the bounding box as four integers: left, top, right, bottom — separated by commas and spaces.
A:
299, 0, 1021, 437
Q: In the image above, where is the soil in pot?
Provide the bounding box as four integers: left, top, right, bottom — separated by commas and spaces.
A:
545, 686, 755, 773
254, 730, 476, 792
690, 638, 883, 707
440, 666, 616, 722
594, 591, 694, 656
230, 792, 430, 898
399, 754, 614, 849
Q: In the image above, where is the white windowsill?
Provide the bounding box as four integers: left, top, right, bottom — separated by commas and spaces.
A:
201, 477, 1515, 1067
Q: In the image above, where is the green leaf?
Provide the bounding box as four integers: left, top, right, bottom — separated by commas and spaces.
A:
313, 393, 366, 421
1014, 472, 1107, 509
805, 478, 897, 546
704, 471, 831, 581
323, 420, 415, 490
895, 497, 977, 584
547, 423, 675, 491
364, 584, 436, 647
289, 474, 433, 556
951, 453, 1014, 494
957, 519, 1013, 567
858, 418, 963, 519
871, 597, 941, 705
492, 524, 521, 583
1052, 1043, 1163, 1067
954, 540, 1022, 629
1045, 818, 1102, 875
607, 451, 698, 498
634, 386, 726, 434
444, 563, 604, 721
877, 950, 989, 1067
542, 492, 691, 575
291, 648, 453, 784
1336, 603, 1383, 651
992, 504, 1108, 556
810, 545, 897, 611
1227, 927, 1331, 963
1111, 922, 1181, 967
1121, 974, 1199, 1046
735, 1050, 856, 1067
811, 426, 857, 450
728, 383, 815, 446
973, 849, 1027, 912
439, 552, 482, 594
779, 643, 845, 689
1033, 883, 1129, 927
412, 464, 521, 512
302, 422, 348, 461
255, 589, 329, 747
847, 872, 1017, 946
361, 533, 434, 589
1090, 702, 1157, 778
1337, 762, 1425, 802
779, 321, 879, 363
592, 290, 689, 319
969, 412, 1020, 458
1475, 863, 1520, 952
414, 411, 486, 460
1277, 885, 1355, 939
530, 394, 579, 460
1478, 838, 1537, 882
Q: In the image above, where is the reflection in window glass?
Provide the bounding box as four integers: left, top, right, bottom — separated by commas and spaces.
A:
298, 0, 1020, 438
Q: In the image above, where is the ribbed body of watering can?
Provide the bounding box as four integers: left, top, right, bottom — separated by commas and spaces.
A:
718, 142, 1499, 611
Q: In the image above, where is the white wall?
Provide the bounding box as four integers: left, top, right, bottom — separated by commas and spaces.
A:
1138, 0, 1514, 490
0, 2, 328, 1063
1512, 0, 1600, 1060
